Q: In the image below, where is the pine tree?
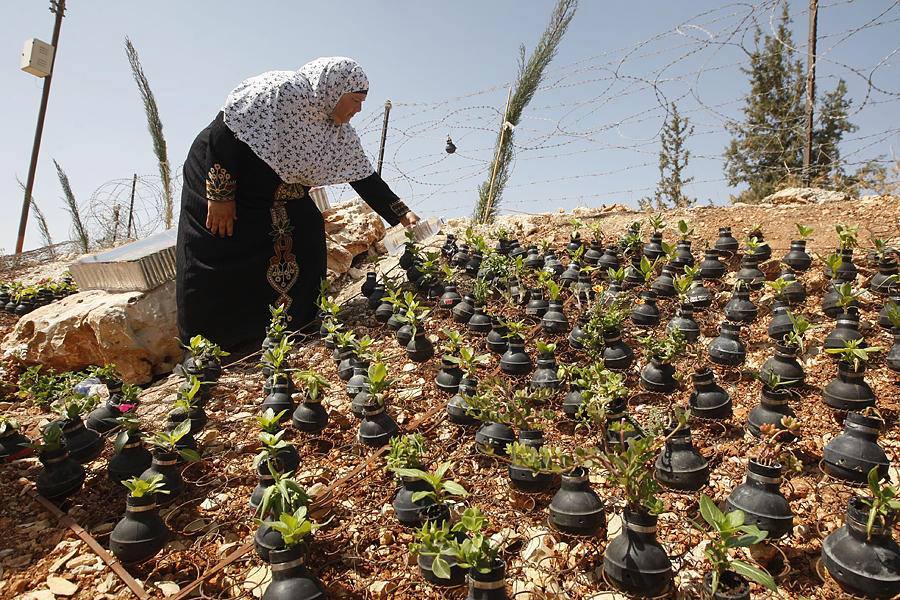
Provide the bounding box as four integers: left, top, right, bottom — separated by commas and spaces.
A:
641, 103, 694, 210
724, 3, 806, 203
811, 78, 857, 181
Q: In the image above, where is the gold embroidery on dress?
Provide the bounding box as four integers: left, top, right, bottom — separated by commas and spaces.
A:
389, 198, 409, 216
205, 163, 237, 202
267, 201, 300, 316
274, 182, 308, 202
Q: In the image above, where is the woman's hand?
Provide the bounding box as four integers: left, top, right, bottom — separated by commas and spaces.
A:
206, 200, 236, 237
399, 211, 420, 228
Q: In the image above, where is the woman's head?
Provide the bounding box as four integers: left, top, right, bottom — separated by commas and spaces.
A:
331, 91, 366, 124
297, 57, 369, 124
222, 57, 376, 186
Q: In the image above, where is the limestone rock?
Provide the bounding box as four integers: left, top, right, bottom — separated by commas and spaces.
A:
46, 576, 78, 596
323, 198, 387, 277
2, 281, 179, 384
763, 187, 850, 205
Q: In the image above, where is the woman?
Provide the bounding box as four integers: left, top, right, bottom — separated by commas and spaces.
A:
176, 57, 419, 349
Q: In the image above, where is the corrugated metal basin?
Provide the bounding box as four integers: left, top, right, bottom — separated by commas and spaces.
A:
69, 229, 177, 292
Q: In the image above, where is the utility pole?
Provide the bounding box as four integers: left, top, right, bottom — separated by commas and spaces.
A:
15, 0, 66, 254
802, 0, 818, 185
376, 99, 392, 176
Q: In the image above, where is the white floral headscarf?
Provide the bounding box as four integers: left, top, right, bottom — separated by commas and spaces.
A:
222, 57, 374, 186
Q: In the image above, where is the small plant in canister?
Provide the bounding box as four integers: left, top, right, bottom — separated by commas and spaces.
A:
506, 441, 580, 493
696, 494, 776, 600
357, 362, 400, 447
436, 329, 466, 393
781, 223, 814, 272
446, 346, 491, 425
466, 380, 552, 456
392, 461, 468, 527
109, 474, 170, 563
639, 329, 687, 394
260, 506, 327, 600
292, 370, 330, 432
498, 320, 532, 375
821, 467, 900, 599
530, 341, 561, 392
33, 423, 85, 501
317, 293, 343, 346
264, 303, 289, 350
260, 337, 296, 418
180, 334, 228, 385
84, 364, 128, 433
539, 276, 569, 334
388, 433, 434, 527
251, 427, 300, 510
668, 271, 701, 342
589, 298, 634, 371
759, 314, 809, 388
108, 414, 152, 485
445, 508, 509, 600
51, 392, 103, 464
410, 519, 467, 587
573, 367, 630, 442
748, 372, 797, 439
726, 421, 799, 540
823, 340, 881, 412
885, 302, 900, 372
724, 280, 758, 324
254, 472, 312, 562
746, 225, 772, 262
256, 409, 300, 474
396, 300, 434, 362
823, 272, 861, 318
167, 376, 208, 435
654, 415, 709, 492
141, 420, 200, 503
599, 424, 677, 597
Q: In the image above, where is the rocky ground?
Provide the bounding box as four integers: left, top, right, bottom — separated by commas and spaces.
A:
0, 191, 898, 599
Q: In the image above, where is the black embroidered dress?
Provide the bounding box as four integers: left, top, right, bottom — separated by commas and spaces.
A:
176, 112, 409, 348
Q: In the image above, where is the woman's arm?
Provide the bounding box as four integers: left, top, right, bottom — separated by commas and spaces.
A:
350, 172, 419, 227
205, 114, 241, 237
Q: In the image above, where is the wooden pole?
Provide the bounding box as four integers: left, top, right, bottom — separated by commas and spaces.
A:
376, 99, 392, 176
15, 0, 66, 254
802, 0, 818, 185
482, 87, 513, 224
126, 173, 137, 238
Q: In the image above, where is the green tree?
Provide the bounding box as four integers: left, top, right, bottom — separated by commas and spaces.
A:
724, 3, 805, 203
725, 5, 860, 202
641, 103, 694, 210
473, 0, 577, 223
811, 78, 858, 182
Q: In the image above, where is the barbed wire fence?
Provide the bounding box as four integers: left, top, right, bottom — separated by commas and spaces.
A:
45, 0, 899, 255
331, 0, 900, 219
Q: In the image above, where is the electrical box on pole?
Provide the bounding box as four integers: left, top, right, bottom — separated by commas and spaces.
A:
20, 38, 55, 78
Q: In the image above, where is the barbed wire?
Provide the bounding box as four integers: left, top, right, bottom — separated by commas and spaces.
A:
329, 0, 899, 215
76, 0, 898, 238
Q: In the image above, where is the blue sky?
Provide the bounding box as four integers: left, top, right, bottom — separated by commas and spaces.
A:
2, 1, 898, 252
